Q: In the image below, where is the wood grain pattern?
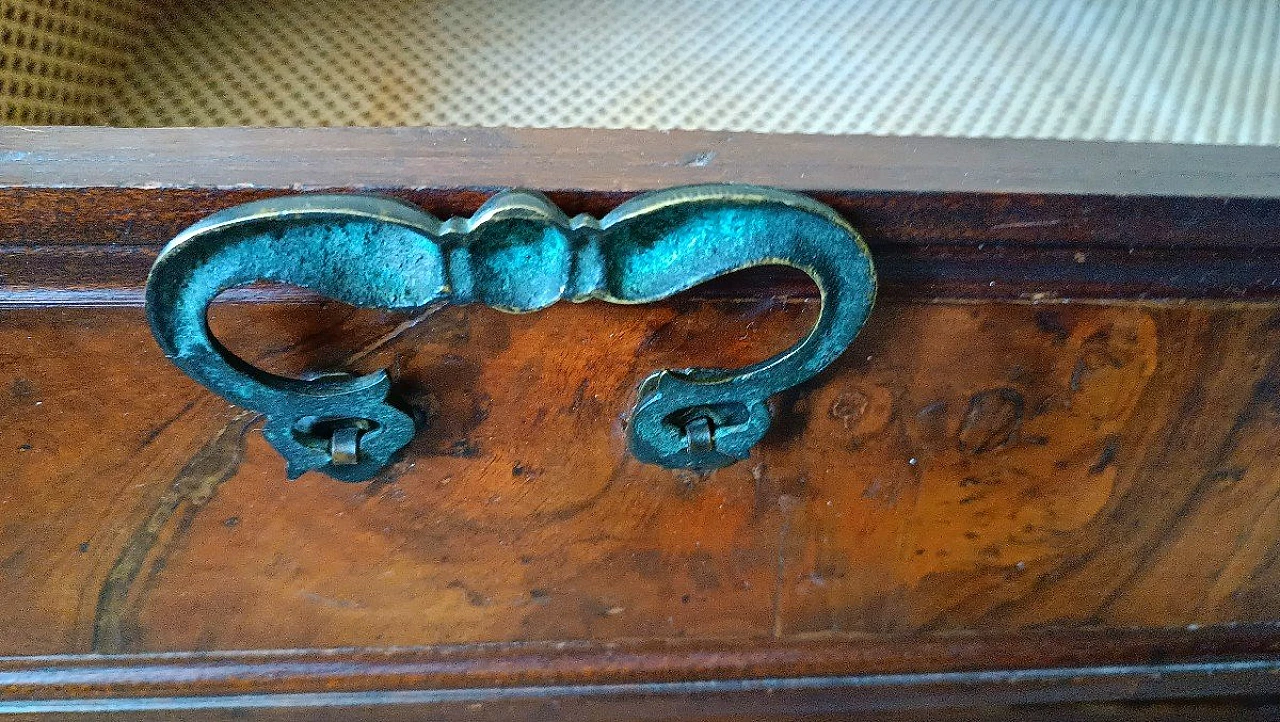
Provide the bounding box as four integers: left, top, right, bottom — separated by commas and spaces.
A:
6, 298, 1280, 658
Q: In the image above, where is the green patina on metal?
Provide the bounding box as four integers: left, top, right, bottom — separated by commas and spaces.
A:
146, 185, 877, 482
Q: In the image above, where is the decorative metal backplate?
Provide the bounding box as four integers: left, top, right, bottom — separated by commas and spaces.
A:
146, 185, 876, 482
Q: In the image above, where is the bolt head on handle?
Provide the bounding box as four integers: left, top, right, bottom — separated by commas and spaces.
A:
627, 369, 772, 470
260, 373, 419, 483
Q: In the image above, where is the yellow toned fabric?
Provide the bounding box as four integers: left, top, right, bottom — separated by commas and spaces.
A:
8, 0, 1280, 144
0, 0, 155, 124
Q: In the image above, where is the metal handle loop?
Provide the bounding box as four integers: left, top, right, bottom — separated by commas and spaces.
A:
146, 185, 876, 481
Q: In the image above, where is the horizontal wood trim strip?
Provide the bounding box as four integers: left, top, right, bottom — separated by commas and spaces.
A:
4, 661, 1279, 718
4, 626, 1280, 702
4, 127, 1280, 198
5, 187, 1280, 250
5, 243, 1280, 305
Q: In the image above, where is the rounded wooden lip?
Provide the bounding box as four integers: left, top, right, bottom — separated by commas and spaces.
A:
4, 126, 1280, 198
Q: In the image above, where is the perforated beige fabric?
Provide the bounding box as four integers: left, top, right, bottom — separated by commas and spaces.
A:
0, 0, 155, 124
11, 0, 1280, 144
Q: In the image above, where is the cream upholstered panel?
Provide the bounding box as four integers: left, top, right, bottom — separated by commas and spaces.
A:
0, 0, 155, 124
8, 0, 1280, 144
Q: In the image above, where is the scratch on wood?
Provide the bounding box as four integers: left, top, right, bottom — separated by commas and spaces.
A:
990, 219, 1063, 230
772, 494, 801, 639
345, 302, 446, 366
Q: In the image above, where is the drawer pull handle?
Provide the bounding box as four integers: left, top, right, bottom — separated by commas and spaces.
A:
146, 185, 876, 481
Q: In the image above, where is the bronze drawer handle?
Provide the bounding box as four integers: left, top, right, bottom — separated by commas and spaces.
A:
146, 185, 877, 481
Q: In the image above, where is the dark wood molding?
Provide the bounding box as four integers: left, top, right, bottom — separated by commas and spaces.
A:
6, 242, 1280, 306
4, 626, 1280, 717
4, 128, 1280, 303
4, 662, 1279, 719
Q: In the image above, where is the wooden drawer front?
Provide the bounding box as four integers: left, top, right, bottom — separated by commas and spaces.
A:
5, 298, 1280, 653
5, 127, 1280, 717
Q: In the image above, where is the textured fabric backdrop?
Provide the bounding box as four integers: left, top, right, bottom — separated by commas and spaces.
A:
5, 0, 1280, 143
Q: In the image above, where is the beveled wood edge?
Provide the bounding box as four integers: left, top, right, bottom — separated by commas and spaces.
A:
3, 126, 1280, 197
3, 625, 1280, 708
4, 661, 1278, 717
